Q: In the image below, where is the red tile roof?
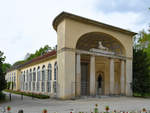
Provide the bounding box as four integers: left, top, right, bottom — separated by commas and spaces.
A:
18, 50, 57, 69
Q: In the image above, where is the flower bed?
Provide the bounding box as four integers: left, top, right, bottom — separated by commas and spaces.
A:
4, 89, 50, 99
3, 105, 150, 113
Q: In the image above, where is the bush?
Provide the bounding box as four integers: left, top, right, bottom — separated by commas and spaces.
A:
0, 92, 6, 100
4, 89, 50, 99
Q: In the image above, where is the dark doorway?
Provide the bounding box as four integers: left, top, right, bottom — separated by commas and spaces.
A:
81, 62, 88, 96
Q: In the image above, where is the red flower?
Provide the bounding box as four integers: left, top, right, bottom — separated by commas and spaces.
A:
105, 106, 109, 111
43, 109, 47, 113
7, 106, 11, 111
143, 108, 146, 112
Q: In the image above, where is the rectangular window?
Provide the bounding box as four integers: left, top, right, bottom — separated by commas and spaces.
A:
36, 82, 39, 91
53, 81, 57, 93
47, 81, 51, 92
41, 82, 45, 92
33, 82, 35, 91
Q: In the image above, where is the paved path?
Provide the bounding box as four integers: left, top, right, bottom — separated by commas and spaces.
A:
1, 92, 150, 113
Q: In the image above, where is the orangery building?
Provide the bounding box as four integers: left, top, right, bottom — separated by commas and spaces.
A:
5, 12, 137, 99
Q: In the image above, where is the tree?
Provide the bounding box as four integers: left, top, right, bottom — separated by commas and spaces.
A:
2, 63, 11, 74
138, 30, 150, 58
26, 45, 52, 61
0, 51, 7, 92
12, 45, 53, 67
133, 47, 150, 96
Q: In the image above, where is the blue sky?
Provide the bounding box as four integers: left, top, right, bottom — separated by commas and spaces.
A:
0, 0, 149, 64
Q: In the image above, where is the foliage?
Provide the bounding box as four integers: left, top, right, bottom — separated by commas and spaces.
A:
12, 45, 52, 66
4, 89, 50, 99
13, 60, 25, 67
0, 51, 7, 93
132, 48, 150, 96
7, 82, 11, 89
2, 63, 11, 74
26, 45, 52, 61
0, 91, 6, 100
136, 29, 150, 59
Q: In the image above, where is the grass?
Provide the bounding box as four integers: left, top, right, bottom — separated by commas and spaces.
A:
4, 89, 50, 99
133, 93, 150, 98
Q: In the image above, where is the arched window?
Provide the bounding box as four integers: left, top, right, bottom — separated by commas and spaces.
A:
29, 69, 32, 91
37, 66, 40, 81
47, 64, 52, 92
12, 73, 13, 82
26, 70, 28, 91
26, 70, 29, 81
24, 71, 25, 82
42, 65, 46, 92
33, 68, 36, 81
54, 62, 57, 93
54, 62, 57, 81
47, 64, 52, 81
42, 65, 45, 81
29, 69, 32, 81
37, 66, 40, 91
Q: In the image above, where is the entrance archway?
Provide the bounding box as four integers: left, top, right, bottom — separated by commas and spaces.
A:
75, 32, 125, 96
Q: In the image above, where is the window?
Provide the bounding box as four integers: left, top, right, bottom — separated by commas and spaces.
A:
29, 69, 32, 81
41, 81, 45, 92
47, 81, 51, 92
33, 68, 36, 81
24, 71, 25, 82
14, 76, 16, 89
26, 70, 29, 81
37, 66, 40, 81
53, 81, 57, 93
54, 62, 57, 80
37, 66, 40, 91
41, 65, 46, 92
42, 65, 45, 81
47, 64, 52, 81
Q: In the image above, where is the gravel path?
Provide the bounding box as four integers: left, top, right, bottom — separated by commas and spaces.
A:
1, 92, 150, 113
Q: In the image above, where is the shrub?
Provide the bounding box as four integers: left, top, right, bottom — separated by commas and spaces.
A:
4, 89, 50, 99
0, 92, 6, 100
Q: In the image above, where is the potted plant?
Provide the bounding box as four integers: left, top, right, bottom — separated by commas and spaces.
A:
105, 106, 109, 113
94, 104, 98, 113
142, 108, 147, 113
7, 106, 11, 111
43, 109, 47, 113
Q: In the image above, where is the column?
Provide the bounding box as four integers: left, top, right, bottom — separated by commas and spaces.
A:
90, 55, 96, 96
76, 54, 81, 96
57, 51, 76, 99
110, 58, 114, 95
120, 60, 125, 95
126, 59, 133, 96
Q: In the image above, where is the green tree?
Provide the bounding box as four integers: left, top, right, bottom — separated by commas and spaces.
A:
133, 48, 150, 96
26, 45, 52, 61
2, 63, 11, 74
0, 51, 7, 93
12, 45, 52, 66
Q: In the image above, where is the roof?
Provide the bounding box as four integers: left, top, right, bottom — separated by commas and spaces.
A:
7, 50, 57, 72
53, 12, 137, 36
18, 50, 57, 69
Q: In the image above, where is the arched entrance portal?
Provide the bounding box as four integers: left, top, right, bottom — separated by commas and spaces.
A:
75, 32, 125, 97
53, 12, 135, 99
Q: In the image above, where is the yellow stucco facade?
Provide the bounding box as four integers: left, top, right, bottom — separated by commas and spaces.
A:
5, 12, 136, 99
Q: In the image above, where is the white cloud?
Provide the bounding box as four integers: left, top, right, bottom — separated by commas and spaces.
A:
0, 0, 148, 64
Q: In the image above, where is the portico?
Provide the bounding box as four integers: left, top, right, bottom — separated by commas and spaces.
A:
75, 48, 126, 96
53, 12, 136, 99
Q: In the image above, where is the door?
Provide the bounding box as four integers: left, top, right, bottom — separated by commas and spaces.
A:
81, 63, 88, 96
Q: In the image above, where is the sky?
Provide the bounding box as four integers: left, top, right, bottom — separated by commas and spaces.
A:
0, 0, 150, 64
